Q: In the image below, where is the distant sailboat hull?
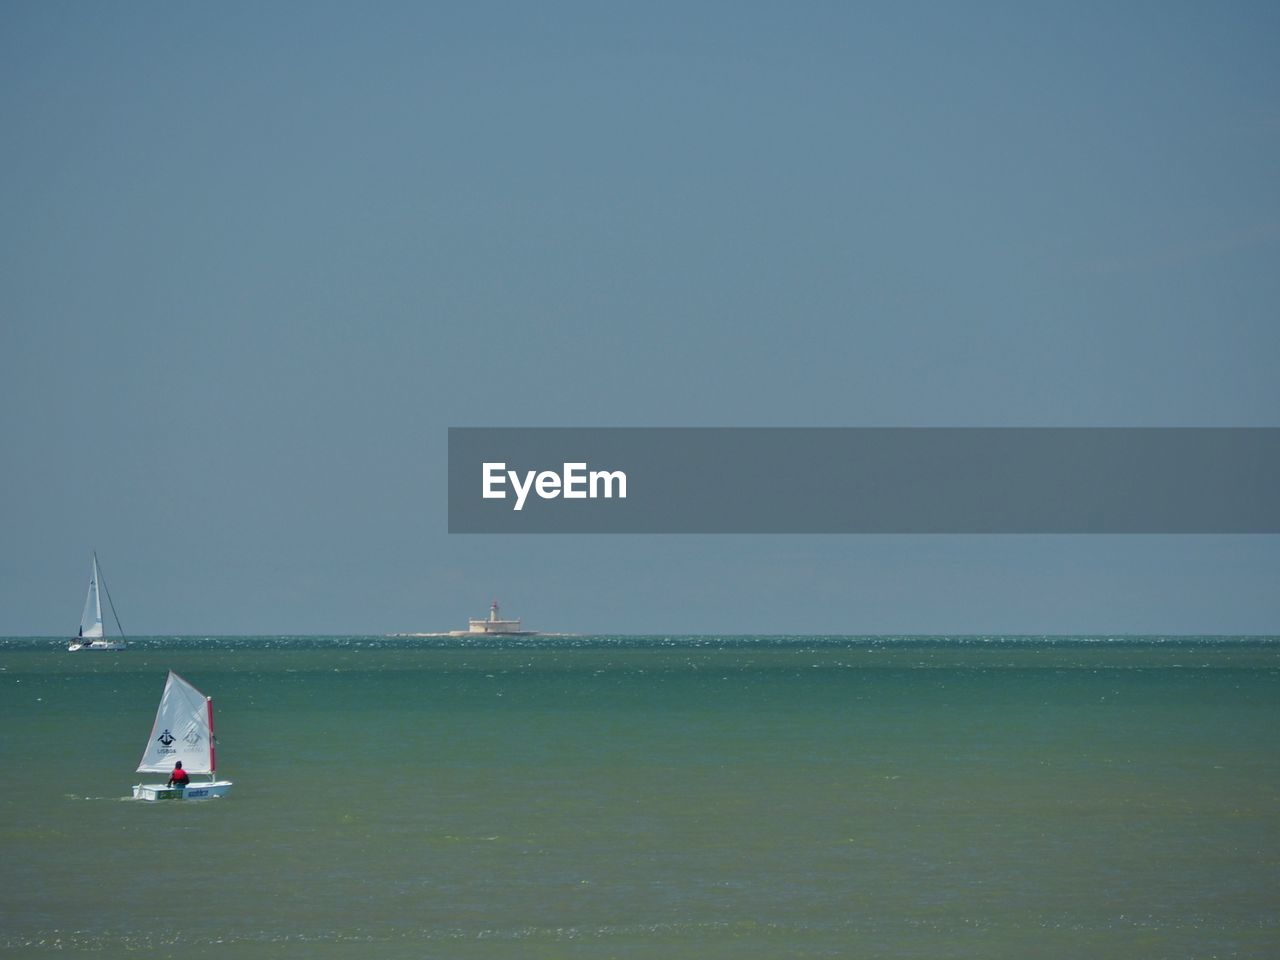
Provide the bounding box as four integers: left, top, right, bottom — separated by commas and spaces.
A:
133, 780, 233, 802
68, 640, 127, 651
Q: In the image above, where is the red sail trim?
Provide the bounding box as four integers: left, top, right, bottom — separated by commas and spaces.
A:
206, 697, 216, 775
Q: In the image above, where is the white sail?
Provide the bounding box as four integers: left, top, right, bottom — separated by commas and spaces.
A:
78, 555, 104, 639
136, 671, 217, 775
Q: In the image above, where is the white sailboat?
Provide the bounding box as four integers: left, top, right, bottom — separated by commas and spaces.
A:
132, 671, 233, 801
67, 552, 127, 651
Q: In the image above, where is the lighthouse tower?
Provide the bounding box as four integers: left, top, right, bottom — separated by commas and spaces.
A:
468, 600, 524, 634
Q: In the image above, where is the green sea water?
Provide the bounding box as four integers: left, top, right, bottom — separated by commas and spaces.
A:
1, 636, 1277, 959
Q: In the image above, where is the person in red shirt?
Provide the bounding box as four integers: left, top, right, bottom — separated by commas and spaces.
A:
168, 761, 190, 788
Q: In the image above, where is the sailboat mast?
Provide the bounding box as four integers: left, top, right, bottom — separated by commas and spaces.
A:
91, 553, 103, 627
96, 554, 128, 642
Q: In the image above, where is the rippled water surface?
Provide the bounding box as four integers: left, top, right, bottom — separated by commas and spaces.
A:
2, 636, 1277, 958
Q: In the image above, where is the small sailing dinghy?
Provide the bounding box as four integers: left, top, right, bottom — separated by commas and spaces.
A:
67, 552, 127, 651
133, 671, 233, 801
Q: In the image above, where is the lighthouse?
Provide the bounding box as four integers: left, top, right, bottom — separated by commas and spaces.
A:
468, 600, 524, 634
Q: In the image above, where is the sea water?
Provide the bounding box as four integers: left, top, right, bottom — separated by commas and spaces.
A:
0, 636, 1276, 959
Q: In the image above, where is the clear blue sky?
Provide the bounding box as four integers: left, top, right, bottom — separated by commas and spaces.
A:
2, 2, 1277, 634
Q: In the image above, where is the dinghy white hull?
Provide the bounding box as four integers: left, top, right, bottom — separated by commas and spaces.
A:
133, 780, 232, 802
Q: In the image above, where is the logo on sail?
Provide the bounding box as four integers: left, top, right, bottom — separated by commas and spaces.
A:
157, 729, 175, 746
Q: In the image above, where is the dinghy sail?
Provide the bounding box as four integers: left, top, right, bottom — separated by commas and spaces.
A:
67, 553, 126, 651
133, 671, 233, 801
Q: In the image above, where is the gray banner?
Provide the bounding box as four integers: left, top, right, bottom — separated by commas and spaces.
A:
448, 428, 1280, 533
